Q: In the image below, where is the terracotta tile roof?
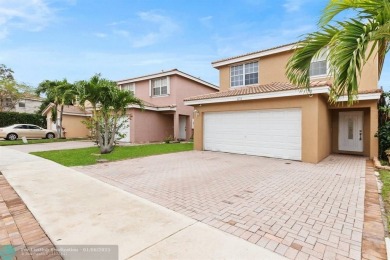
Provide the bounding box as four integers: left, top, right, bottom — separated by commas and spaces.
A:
184, 81, 330, 101
117, 69, 218, 90
128, 99, 176, 110
211, 42, 299, 65
60, 105, 89, 115
356, 89, 383, 94
140, 100, 170, 108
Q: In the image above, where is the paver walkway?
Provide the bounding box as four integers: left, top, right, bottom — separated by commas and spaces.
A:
0, 147, 282, 260
0, 174, 62, 259
75, 151, 366, 259
362, 160, 387, 259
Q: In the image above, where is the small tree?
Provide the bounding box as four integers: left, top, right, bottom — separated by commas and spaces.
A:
76, 74, 143, 154
0, 65, 34, 112
377, 91, 390, 159
36, 79, 76, 138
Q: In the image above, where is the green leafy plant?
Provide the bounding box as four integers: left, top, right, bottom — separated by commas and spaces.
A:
76, 74, 143, 154
376, 121, 390, 160
164, 135, 174, 144
376, 91, 390, 159
0, 112, 46, 128
286, 0, 390, 103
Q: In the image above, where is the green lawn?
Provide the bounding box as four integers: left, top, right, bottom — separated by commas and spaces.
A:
31, 143, 194, 166
0, 138, 86, 146
379, 170, 390, 227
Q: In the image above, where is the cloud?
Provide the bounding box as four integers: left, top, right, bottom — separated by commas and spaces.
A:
199, 16, 213, 28
110, 11, 180, 48
93, 32, 108, 38
283, 0, 307, 12
0, 0, 55, 38
134, 11, 179, 47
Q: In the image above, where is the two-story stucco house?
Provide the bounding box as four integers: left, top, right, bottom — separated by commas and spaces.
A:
184, 43, 382, 164
116, 69, 218, 143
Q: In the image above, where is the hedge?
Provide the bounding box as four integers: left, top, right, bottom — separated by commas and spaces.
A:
0, 112, 47, 128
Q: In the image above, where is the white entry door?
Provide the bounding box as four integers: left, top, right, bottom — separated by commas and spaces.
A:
179, 116, 187, 140
116, 116, 130, 142
338, 111, 363, 152
203, 108, 302, 160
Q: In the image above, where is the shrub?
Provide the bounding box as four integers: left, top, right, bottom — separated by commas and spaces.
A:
376, 119, 390, 160
0, 112, 47, 128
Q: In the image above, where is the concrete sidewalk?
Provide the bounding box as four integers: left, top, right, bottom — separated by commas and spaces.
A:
5, 140, 96, 153
0, 147, 284, 260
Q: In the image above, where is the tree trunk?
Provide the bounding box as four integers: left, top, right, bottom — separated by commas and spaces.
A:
58, 104, 64, 138
100, 114, 112, 154
108, 115, 118, 149
54, 104, 61, 137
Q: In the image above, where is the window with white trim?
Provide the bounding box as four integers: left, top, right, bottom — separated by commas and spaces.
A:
151, 77, 168, 96
121, 83, 135, 95
310, 49, 328, 77
230, 61, 258, 87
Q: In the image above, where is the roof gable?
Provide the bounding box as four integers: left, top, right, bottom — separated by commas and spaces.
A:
117, 69, 219, 90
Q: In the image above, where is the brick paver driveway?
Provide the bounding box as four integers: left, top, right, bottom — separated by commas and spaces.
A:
74, 151, 365, 260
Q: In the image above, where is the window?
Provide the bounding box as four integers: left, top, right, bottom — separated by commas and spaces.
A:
310, 49, 328, 77
230, 61, 258, 87
28, 125, 41, 130
151, 77, 168, 96
121, 83, 135, 95
18, 102, 25, 107
5, 98, 12, 107
13, 125, 27, 129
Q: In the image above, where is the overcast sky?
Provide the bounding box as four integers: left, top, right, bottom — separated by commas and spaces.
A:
0, 0, 389, 91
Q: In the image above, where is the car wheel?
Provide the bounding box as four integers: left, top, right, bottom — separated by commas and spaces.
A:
46, 133, 55, 139
7, 133, 18, 141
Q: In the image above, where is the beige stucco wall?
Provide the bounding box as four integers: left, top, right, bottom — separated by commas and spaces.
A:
132, 109, 174, 143
62, 115, 90, 138
317, 95, 332, 161
193, 94, 332, 164
217, 47, 378, 92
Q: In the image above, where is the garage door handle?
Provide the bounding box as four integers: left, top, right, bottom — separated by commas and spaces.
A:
359, 130, 362, 141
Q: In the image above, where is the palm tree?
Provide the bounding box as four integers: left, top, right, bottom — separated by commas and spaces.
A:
76, 74, 143, 154
36, 79, 75, 138
286, 0, 390, 103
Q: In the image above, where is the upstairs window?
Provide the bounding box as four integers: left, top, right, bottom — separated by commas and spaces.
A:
121, 83, 135, 95
310, 49, 328, 77
18, 102, 25, 107
151, 77, 169, 96
230, 61, 258, 87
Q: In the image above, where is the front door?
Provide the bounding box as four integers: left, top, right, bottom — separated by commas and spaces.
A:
338, 111, 363, 152
179, 116, 187, 140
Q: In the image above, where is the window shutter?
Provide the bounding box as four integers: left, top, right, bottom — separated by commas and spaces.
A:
149, 80, 152, 96
167, 76, 170, 95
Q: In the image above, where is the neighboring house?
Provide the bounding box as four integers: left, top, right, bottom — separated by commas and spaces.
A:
42, 103, 91, 138
116, 69, 218, 143
2, 95, 43, 114
184, 43, 381, 164
15, 95, 43, 114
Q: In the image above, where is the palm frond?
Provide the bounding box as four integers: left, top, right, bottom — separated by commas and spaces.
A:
286, 25, 338, 90
328, 19, 378, 103
320, 0, 383, 26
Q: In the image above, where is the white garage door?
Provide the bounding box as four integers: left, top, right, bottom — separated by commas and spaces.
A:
116, 116, 130, 142
203, 108, 301, 160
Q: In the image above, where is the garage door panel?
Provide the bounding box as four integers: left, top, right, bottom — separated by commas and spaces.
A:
203, 109, 302, 160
